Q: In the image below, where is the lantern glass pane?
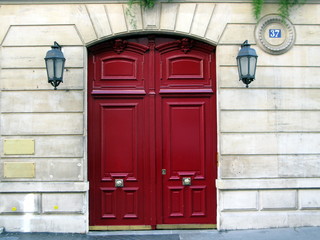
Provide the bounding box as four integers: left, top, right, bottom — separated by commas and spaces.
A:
55, 59, 64, 79
249, 57, 257, 76
237, 58, 241, 79
240, 57, 248, 76
46, 59, 54, 79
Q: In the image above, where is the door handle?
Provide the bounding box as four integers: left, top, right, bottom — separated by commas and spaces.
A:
182, 177, 191, 186
115, 179, 124, 188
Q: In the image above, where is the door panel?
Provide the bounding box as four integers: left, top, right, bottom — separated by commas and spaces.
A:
161, 97, 215, 224
91, 40, 148, 89
157, 38, 213, 89
100, 102, 141, 181
163, 100, 206, 178
90, 97, 147, 226
88, 36, 216, 228
168, 186, 184, 217
190, 186, 206, 217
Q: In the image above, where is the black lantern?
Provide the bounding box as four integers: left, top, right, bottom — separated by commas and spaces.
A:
44, 41, 66, 90
236, 40, 258, 88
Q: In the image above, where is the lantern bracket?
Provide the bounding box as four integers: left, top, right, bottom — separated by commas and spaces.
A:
52, 41, 62, 50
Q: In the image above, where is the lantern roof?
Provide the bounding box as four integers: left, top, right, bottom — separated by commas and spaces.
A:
237, 40, 258, 59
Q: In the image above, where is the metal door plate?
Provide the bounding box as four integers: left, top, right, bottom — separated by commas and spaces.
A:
182, 177, 191, 186
115, 179, 124, 188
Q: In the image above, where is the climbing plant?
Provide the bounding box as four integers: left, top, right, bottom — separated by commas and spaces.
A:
253, 0, 307, 20
128, 0, 306, 20
128, 0, 156, 8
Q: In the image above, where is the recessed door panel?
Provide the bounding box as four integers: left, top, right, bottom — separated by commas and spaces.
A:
101, 188, 117, 219
168, 56, 204, 79
168, 186, 184, 217
100, 102, 140, 181
101, 57, 137, 80
190, 186, 206, 217
123, 187, 139, 219
162, 100, 206, 180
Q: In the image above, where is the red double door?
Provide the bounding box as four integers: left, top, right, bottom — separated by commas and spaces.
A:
88, 36, 217, 229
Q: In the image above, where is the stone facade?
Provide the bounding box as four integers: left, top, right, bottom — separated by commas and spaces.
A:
0, 0, 320, 233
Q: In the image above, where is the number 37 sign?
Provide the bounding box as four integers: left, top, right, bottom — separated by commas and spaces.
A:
255, 15, 295, 54
269, 29, 282, 38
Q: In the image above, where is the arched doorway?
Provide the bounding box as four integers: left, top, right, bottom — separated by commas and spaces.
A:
88, 35, 217, 230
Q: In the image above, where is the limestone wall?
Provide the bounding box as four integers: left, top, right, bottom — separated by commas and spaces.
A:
0, 1, 319, 232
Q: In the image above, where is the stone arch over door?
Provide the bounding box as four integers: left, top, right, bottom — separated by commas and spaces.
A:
84, 2, 239, 46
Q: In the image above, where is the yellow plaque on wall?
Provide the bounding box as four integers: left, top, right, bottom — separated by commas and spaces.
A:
3, 139, 35, 155
4, 162, 35, 178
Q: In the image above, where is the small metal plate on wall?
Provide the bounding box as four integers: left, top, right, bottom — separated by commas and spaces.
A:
4, 162, 35, 178
3, 139, 35, 155
182, 177, 191, 186
115, 179, 124, 188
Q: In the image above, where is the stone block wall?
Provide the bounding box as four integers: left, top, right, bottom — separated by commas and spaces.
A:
216, 1, 320, 229
0, 3, 88, 232
219, 187, 320, 229
0, 183, 88, 232
0, 0, 319, 232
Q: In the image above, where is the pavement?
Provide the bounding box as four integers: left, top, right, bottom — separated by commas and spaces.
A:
0, 227, 320, 240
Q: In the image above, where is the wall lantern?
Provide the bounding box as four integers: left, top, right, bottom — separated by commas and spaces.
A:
236, 40, 258, 88
44, 41, 66, 90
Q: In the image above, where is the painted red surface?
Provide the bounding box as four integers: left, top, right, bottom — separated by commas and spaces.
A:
88, 36, 217, 227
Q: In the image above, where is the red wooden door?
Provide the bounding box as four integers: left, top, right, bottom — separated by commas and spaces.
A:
88, 36, 217, 228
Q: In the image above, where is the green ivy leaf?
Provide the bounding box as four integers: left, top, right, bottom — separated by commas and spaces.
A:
253, 0, 265, 20
252, 0, 307, 20
129, 0, 306, 21
129, 0, 155, 9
